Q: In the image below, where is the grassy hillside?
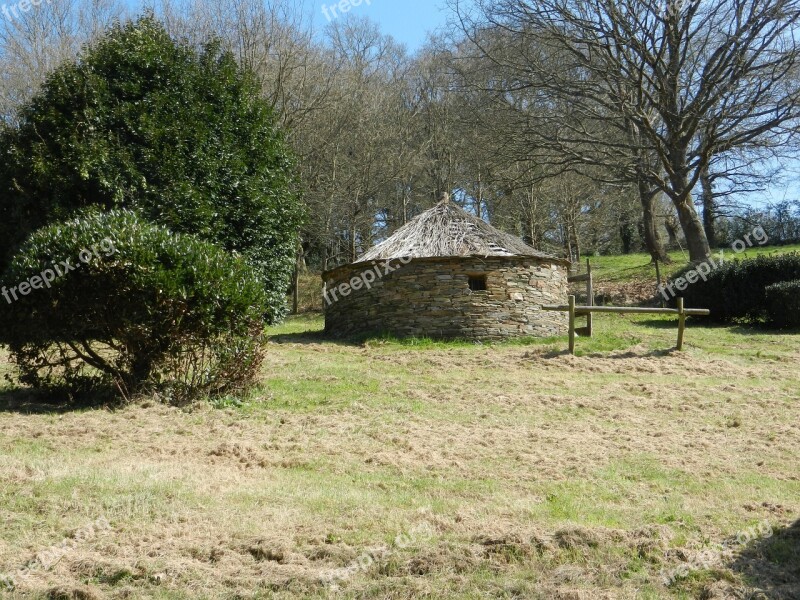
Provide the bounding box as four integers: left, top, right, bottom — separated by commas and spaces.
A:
0, 314, 798, 598
588, 243, 800, 284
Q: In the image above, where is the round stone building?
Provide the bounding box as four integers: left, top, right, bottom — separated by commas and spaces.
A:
322, 197, 571, 340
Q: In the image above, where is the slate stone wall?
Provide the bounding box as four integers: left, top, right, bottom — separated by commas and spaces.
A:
323, 256, 569, 340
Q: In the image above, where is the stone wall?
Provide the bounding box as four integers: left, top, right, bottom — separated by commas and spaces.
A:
323, 256, 569, 340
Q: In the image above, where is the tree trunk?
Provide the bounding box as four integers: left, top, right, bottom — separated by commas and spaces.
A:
291, 266, 299, 315
291, 242, 303, 315
561, 224, 573, 263
523, 184, 540, 247
620, 220, 635, 254
523, 215, 540, 248
700, 167, 717, 248
570, 222, 581, 264
668, 171, 712, 262
639, 182, 671, 263
475, 169, 483, 217
664, 216, 679, 248
674, 196, 711, 262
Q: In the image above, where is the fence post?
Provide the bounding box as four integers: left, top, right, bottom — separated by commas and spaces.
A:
655, 259, 664, 308
676, 297, 686, 350
586, 259, 594, 337
568, 295, 576, 355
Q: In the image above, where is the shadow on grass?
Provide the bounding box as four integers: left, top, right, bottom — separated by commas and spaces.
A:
728, 325, 800, 336
268, 327, 481, 348
634, 318, 800, 336
729, 519, 800, 599
0, 384, 120, 414
536, 347, 677, 359
267, 329, 364, 347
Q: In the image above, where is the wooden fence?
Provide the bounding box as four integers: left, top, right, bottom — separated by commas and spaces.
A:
568, 259, 594, 337
542, 296, 710, 355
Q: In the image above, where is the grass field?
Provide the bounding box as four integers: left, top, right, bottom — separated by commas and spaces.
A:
1, 312, 798, 599
588, 244, 800, 284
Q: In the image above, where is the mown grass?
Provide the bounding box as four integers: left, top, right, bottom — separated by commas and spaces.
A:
0, 312, 798, 598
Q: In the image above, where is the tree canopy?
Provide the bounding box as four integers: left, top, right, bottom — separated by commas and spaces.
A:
0, 14, 302, 321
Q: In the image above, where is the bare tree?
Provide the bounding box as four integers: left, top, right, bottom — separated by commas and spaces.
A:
453, 0, 800, 262
0, 0, 123, 123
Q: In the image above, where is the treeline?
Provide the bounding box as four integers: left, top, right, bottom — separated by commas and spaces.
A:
1, 0, 799, 273
722, 202, 800, 247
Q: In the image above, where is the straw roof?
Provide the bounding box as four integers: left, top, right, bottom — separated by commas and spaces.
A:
356, 196, 559, 263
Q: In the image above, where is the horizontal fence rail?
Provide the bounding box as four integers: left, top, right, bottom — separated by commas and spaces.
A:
543, 305, 711, 316
542, 296, 710, 355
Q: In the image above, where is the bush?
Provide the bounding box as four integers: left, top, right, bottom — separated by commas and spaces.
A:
765, 280, 800, 328
0, 209, 268, 402
0, 14, 302, 322
677, 253, 800, 324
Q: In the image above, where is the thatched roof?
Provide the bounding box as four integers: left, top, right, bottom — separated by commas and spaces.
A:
357, 196, 559, 263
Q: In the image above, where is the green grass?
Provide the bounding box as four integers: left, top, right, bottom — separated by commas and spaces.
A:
269, 310, 799, 361
588, 243, 800, 283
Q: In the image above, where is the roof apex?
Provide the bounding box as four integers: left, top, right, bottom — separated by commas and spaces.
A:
356, 199, 560, 263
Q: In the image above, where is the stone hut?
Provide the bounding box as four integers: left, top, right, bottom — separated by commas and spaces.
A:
322, 196, 570, 340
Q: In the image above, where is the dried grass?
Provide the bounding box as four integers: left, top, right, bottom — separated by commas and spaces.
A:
1, 319, 798, 598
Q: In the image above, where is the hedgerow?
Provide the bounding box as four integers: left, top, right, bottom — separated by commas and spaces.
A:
676, 253, 800, 325
765, 280, 800, 329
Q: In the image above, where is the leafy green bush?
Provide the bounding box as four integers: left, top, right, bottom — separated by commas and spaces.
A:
765, 280, 800, 328
677, 253, 800, 324
0, 209, 268, 402
0, 14, 302, 322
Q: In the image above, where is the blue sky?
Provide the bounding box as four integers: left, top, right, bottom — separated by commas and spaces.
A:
125, 2, 449, 53
312, 0, 449, 52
